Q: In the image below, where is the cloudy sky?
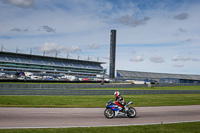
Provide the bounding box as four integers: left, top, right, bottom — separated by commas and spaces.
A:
0, 0, 200, 75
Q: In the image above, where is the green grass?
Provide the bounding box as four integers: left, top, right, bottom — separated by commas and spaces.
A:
0, 122, 200, 133
0, 94, 200, 107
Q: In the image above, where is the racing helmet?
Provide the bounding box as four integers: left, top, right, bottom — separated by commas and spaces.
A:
114, 91, 120, 97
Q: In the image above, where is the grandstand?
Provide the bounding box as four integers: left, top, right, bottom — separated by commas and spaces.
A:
0, 51, 106, 79
117, 70, 200, 83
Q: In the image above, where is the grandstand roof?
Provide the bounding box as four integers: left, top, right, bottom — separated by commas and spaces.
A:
0, 51, 105, 64
117, 70, 200, 80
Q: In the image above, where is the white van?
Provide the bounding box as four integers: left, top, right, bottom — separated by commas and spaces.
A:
30, 75, 41, 80
60, 75, 76, 81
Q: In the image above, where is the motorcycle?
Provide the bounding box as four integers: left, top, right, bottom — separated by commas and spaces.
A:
104, 99, 137, 118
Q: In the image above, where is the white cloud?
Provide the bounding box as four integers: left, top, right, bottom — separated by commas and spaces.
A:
38, 26, 56, 33
37, 42, 65, 54
172, 55, 200, 61
119, 15, 150, 27
130, 56, 143, 62
174, 13, 189, 20
37, 42, 81, 55
65, 46, 81, 53
10, 27, 28, 32
1, 0, 34, 8
149, 56, 165, 63
172, 55, 190, 61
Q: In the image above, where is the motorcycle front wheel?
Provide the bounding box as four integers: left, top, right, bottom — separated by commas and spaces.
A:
104, 108, 115, 118
127, 107, 137, 118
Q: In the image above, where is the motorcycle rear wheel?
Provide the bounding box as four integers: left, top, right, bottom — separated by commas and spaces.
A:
104, 108, 115, 118
127, 107, 137, 118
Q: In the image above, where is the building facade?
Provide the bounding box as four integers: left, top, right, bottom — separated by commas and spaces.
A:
117, 70, 200, 83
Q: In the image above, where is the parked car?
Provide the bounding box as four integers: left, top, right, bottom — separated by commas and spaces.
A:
150, 80, 159, 84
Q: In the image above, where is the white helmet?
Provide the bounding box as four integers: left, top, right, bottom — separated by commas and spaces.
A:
114, 91, 120, 97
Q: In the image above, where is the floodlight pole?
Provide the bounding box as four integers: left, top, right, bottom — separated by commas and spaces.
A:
30, 49, 32, 55
109, 29, 116, 79
16, 46, 18, 53
55, 51, 57, 57
1, 45, 3, 51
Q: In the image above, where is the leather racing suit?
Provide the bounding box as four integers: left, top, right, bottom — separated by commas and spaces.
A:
114, 95, 125, 110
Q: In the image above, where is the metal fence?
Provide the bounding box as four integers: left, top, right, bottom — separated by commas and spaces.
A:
1, 88, 200, 95
1, 83, 200, 89
0, 83, 200, 95
0, 83, 141, 88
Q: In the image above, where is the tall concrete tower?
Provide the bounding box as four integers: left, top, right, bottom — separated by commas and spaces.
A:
109, 29, 116, 79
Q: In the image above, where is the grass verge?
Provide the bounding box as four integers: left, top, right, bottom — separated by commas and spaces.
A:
0, 94, 200, 107
0, 122, 200, 133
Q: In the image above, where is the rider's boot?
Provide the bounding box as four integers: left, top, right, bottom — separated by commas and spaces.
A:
124, 105, 129, 113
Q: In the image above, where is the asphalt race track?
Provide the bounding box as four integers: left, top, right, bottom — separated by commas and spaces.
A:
0, 105, 200, 129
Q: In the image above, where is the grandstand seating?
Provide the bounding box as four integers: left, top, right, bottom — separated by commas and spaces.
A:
117, 70, 200, 82
0, 51, 105, 77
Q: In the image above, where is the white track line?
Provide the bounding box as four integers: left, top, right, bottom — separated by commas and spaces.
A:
1, 120, 200, 129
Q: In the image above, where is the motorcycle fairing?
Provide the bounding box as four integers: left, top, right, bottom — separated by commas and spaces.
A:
109, 105, 120, 111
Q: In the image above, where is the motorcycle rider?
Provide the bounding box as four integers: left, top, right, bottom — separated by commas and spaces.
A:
114, 91, 128, 112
